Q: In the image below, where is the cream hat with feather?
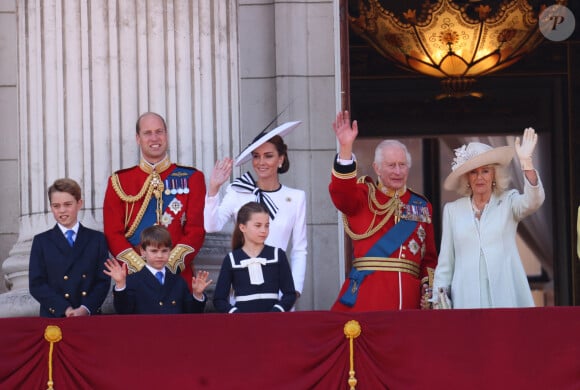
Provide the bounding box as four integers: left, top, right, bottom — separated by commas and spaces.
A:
443, 142, 514, 192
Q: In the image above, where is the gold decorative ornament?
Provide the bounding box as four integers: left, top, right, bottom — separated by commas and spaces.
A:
44, 325, 63, 390
344, 320, 362, 390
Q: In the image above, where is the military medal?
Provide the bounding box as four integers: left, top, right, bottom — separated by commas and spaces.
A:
182, 178, 190, 194
408, 239, 420, 255
164, 179, 171, 195
171, 179, 178, 195
161, 213, 173, 227
168, 198, 183, 215
417, 225, 426, 242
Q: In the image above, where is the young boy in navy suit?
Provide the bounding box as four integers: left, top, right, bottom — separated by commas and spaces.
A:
104, 225, 211, 314
29, 178, 111, 317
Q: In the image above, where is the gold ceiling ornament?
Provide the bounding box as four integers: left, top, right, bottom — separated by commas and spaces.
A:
349, 0, 562, 98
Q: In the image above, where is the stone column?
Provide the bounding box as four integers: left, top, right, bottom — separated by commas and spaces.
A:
0, 0, 239, 317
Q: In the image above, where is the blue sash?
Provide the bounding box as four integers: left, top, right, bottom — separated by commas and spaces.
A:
340, 193, 425, 307
127, 166, 194, 246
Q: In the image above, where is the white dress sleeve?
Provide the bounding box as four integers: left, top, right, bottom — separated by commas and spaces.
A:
288, 190, 308, 293
510, 170, 545, 221
203, 186, 240, 233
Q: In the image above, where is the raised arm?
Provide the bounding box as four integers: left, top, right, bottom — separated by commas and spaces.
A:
515, 127, 538, 186
207, 158, 233, 197
104, 258, 127, 289
191, 270, 212, 301
332, 111, 358, 160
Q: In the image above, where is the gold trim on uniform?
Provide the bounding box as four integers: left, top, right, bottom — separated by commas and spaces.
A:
139, 155, 171, 174
352, 257, 420, 278
332, 167, 357, 180
342, 178, 402, 240
117, 248, 146, 273
377, 183, 407, 197
112, 158, 171, 239
167, 244, 195, 273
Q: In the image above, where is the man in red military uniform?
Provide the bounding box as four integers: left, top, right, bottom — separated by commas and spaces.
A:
103, 112, 206, 289
329, 111, 437, 311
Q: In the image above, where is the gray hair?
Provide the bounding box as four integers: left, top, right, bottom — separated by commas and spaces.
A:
374, 140, 412, 168
456, 164, 511, 197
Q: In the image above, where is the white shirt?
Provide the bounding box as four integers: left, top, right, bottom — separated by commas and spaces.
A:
58, 222, 79, 241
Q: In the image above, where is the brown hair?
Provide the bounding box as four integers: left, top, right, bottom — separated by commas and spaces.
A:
135, 112, 167, 134
267, 135, 290, 174
231, 202, 269, 250
140, 225, 173, 250
47, 178, 82, 202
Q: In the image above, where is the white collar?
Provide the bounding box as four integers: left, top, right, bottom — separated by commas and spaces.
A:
145, 264, 166, 277
58, 222, 79, 235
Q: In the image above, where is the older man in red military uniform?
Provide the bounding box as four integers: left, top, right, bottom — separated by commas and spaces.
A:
329, 111, 437, 311
103, 112, 206, 289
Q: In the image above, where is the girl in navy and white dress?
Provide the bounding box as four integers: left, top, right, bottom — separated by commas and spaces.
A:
213, 202, 297, 313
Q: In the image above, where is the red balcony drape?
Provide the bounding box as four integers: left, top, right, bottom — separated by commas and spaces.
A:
1, 307, 579, 389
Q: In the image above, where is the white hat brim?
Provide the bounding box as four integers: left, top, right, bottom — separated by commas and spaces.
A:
443, 146, 515, 191
235, 121, 302, 166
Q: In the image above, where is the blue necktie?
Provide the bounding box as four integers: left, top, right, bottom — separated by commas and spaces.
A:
155, 271, 164, 285
65, 230, 75, 247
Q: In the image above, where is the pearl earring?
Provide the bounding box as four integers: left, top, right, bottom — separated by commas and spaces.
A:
278, 164, 282, 168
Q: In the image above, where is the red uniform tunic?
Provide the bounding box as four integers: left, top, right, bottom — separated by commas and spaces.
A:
329, 159, 437, 311
103, 156, 206, 287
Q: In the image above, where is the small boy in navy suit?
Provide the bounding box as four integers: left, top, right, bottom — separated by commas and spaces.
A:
29, 178, 111, 317
104, 225, 211, 314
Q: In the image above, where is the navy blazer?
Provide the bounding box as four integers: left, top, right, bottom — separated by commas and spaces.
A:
29, 224, 111, 317
113, 267, 206, 314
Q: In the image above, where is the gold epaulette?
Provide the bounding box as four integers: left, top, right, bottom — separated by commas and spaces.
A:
117, 248, 146, 273
167, 244, 195, 273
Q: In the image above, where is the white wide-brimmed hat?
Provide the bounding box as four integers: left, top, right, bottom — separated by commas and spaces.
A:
443, 142, 514, 191
235, 121, 302, 166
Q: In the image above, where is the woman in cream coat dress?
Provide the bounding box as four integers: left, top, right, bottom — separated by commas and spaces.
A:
432, 128, 545, 309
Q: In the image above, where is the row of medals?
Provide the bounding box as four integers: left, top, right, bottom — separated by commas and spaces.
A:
164, 178, 190, 195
